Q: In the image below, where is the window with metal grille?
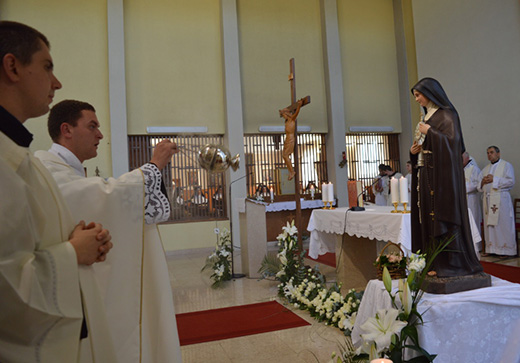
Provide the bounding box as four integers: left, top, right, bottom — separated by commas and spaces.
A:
344, 133, 401, 200
243, 133, 328, 196
128, 135, 227, 223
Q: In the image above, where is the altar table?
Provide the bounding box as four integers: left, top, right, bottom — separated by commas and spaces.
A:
307, 204, 481, 290
351, 277, 520, 362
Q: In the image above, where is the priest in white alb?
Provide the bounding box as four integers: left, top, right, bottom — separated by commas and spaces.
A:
35, 100, 182, 363
0, 22, 116, 362
477, 145, 516, 257
463, 151, 482, 237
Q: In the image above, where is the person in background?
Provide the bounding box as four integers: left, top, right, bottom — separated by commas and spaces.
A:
373, 163, 389, 206
405, 160, 412, 203
383, 164, 402, 206
477, 146, 516, 258
0, 21, 115, 362
462, 151, 482, 236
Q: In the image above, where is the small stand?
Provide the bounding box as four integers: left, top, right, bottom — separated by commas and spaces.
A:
391, 202, 400, 213
402, 202, 411, 214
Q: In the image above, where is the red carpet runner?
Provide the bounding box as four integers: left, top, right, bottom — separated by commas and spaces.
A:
480, 260, 520, 284
176, 301, 310, 346
305, 251, 336, 268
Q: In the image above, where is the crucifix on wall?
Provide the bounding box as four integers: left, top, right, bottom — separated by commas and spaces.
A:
279, 58, 310, 249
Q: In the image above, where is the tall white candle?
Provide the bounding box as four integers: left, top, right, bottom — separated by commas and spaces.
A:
310, 185, 315, 198
327, 182, 334, 203
270, 187, 274, 201
399, 176, 409, 204
390, 177, 400, 204
321, 183, 329, 202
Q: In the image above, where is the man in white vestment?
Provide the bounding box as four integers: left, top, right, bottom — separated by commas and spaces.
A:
405, 160, 412, 203
477, 146, 517, 257
36, 99, 182, 363
373, 164, 389, 206
0, 21, 116, 363
463, 152, 482, 234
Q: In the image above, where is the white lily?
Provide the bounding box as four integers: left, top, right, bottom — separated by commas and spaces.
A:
398, 279, 413, 317
360, 308, 407, 353
383, 266, 392, 293
282, 220, 298, 236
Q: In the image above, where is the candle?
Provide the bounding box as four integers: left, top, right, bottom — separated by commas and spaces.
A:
310, 185, 315, 198
321, 183, 329, 202
399, 176, 409, 204
370, 359, 392, 363
327, 182, 334, 203
270, 187, 274, 201
390, 177, 400, 204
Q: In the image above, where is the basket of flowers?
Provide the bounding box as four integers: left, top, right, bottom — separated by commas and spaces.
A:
374, 241, 407, 280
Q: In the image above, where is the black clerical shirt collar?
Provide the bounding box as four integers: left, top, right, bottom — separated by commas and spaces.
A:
0, 106, 33, 147
491, 158, 500, 165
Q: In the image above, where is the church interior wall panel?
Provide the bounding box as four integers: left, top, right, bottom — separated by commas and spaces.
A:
412, 0, 520, 200
237, 0, 328, 133
337, 0, 402, 132
1, 0, 113, 178
159, 220, 230, 251
124, 0, 226, 134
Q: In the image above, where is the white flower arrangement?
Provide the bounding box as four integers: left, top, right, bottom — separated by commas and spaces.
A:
201, 227, 232, 288
260, 220, 364, 334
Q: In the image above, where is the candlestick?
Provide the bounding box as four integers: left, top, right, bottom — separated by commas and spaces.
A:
399, 176, 409, 204
270, 187, 274, 203
391, 201, 400, 213
402, 202, 410, 213
310, 185, 315, 200
390, 177, 399, 204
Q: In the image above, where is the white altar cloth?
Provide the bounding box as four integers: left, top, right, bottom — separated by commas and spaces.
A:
307, 205, 412, 259
236, 198, 328, 213
307, 204, 481, 260
351, 278, 520, 363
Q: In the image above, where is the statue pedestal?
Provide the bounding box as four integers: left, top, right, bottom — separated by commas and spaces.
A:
422, 272, 492, 294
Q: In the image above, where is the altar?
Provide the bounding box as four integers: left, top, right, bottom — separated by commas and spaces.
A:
307, 204, 412, 290
307, 204, 481, 290
351, 277, 520, 362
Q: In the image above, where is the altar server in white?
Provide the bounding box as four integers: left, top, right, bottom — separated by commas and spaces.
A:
477, 146, 516, 257
463, 152, 482, 232
36, 100, 182, 363
0, 21, 116, 362
373, 164, 389, 206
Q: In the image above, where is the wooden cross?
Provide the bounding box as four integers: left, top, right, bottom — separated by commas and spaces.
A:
282, 58, 310, 251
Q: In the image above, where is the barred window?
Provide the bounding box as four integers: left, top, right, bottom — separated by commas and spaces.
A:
243, 133, 328, 196
344, 133, 400, 200
128, 135, 227, 223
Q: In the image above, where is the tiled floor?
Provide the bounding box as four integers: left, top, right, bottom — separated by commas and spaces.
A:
167, 249, 520, 363
167, 250, 346, 363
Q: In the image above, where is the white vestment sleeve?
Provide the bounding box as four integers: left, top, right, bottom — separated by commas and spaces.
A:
140, 163, 171, 224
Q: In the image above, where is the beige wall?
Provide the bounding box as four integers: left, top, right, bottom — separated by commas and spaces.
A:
338, 0, 401, 132
124, 0, 225, 134
412, 0, 520, 199
1, 0, 421, 251
238, 0, 327, 133
159, 220, 230, 251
